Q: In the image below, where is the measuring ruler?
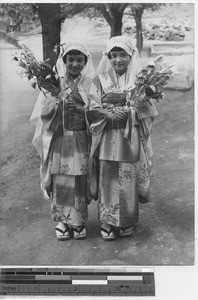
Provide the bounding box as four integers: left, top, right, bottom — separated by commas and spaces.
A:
0, 267, 155, 296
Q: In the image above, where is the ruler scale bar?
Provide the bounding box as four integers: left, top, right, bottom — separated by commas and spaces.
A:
73, 280, 108, 285
107, 276, 143, 280
108, 281, 144, 285
1, 280, 73, 285
0, 268, 155, 296
1, 269, 153, 275
0, 284, 155, 294
0, 286, 155, 295
1, 272, 153, 276
2, 276, 36, 280
35, 275, 71, 280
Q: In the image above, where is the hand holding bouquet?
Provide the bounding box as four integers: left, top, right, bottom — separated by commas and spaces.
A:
125, 55, 179, 111
12, 44, 61, 97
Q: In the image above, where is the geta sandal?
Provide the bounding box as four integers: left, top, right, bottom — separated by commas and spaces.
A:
119, 225, 135, 237
72, 225, 87, 240
55, 223, 71, 241
100, 227, 117, 241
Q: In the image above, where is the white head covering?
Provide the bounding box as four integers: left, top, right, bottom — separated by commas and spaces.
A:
55, 41, 95, 106
96, 35, 141, 93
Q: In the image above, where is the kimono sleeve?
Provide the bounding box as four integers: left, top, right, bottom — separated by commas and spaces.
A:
41, 95, 61, 132
88, 81, 108, 135
137, 98, 158, 119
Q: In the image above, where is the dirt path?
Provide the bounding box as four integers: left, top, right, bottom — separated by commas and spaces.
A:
0, 40, 194, 266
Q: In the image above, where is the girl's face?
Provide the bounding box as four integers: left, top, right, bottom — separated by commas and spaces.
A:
108, 49, 131, 76
65, 53, 86, 78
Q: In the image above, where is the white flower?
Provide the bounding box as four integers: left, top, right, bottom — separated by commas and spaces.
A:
155, 54, 164, 62
146, 61, 155, 67
170, 66, 179, 76
16, 67, 27, 78
29, 77, 37, 88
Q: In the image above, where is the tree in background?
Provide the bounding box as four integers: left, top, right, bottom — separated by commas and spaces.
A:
0, 3, 92, 65
0, 3, 63, 66
128, 4, 145, 54
0, 3, 37, 48
93, 3, 128, 37
62, 3, 128, 37
67, 3, 163, 54
127, 3, 163, 54
0, 2, 164, 63
0, 3, 36, 33
34, 3, 62, 66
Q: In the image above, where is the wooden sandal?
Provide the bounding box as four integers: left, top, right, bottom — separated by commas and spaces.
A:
55, 223, 71, 241
72, 225, 87, 240
100, 227, 117, 241
119, 225, 135, 237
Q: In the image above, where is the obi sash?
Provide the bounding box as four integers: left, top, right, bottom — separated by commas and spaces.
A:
101, 92, 128, 129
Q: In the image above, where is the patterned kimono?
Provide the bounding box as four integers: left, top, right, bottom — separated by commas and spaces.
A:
90, 79, 158, 228
40, 79, 89, 226
30, 42, 95, 227
88, 36, 158, 228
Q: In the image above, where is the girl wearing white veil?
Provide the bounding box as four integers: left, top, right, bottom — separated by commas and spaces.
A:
89, 35, 158, 240
30, 41, 95, 240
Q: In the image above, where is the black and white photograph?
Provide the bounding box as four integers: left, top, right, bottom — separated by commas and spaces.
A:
0, 0, 196, 298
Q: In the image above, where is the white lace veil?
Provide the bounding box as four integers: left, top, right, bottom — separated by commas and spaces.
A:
96, 35, 142, 93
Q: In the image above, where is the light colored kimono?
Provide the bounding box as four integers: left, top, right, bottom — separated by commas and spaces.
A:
41, 82, 89, 226
30, 42, 95, 226
89, 35, 158, 228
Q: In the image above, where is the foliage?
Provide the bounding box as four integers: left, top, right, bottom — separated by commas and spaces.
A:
61, 3, 94, 19
0, 3, 39, 33
0, 3, 168, 60
126, 55, 178, 111
127, 3, 166, 22
79, 3, 127, 25
61, 3, 128, 35
12, 44, 61, 97
124, 3, 165, 53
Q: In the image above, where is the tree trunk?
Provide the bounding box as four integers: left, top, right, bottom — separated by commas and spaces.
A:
36, 4, 62, 66
136, 20, 143, 55
133, 7, 144, 55
101, 4, 124, 38
110, 11, 123, 37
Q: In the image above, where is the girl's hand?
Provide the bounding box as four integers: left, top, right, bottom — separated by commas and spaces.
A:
65, 96, 77, 113
114, 108, 128, 121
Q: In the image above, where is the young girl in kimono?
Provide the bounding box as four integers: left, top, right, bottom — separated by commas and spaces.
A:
89, 35, 158, 241
30, 42, 95, 241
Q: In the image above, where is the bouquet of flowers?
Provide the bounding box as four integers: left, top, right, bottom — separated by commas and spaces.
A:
12, 44, 61, 97
125, 55, 179, 111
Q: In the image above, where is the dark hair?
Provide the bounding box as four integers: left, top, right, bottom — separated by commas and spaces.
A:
107, 46, 131, 59
62, 50, 87, 64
